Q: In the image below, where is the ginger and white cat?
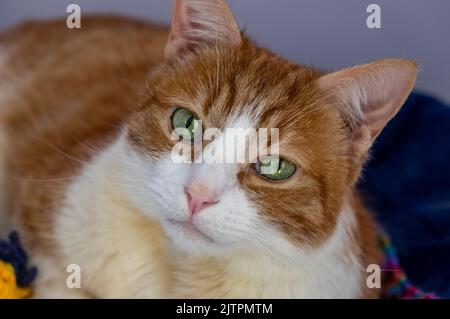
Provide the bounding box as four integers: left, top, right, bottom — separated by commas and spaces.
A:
0, 0, 417, 298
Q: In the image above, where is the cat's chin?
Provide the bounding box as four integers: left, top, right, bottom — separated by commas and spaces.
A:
163, 219, 229, 256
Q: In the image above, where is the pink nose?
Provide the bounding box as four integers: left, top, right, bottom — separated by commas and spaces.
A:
185, 185, 219, 215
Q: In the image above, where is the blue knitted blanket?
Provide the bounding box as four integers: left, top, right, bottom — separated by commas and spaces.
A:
359, 92, 450, 298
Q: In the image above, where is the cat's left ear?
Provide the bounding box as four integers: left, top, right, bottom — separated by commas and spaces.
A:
165, 0, 242, 60
318, 59, 418, 156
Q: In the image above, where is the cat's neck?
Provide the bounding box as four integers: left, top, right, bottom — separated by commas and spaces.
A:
58, 135, 364, 298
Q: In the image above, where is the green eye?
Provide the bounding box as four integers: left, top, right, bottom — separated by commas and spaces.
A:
255, 157, 297, 181
171, 108, 202, 142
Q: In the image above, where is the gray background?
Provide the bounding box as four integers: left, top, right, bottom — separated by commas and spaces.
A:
0, 0, 449, 102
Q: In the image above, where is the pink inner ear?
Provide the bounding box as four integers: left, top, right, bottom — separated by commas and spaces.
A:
171, 0, 188, 37
165, 0, 193, 58
363, 98, 400, 138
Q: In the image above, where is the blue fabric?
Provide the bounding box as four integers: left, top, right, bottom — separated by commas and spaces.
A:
358, 92, 450, 298
0, 232, 37, 287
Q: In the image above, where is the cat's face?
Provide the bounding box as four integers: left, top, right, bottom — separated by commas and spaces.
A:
123, 0, 416, 258
124, 42, 350, 257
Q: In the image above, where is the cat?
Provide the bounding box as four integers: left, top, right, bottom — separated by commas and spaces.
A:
0, 0, 417, 298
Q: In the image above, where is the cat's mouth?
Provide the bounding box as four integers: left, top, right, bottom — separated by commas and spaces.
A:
166, 218, 215, 243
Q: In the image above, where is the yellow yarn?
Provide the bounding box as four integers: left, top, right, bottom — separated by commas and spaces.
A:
0, 260, 31, 299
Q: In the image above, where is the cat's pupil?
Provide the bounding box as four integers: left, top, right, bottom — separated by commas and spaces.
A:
277, 159, 284, 173
185, 116, 194, 129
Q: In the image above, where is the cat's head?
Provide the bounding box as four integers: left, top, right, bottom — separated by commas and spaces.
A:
123, 0, 417, 258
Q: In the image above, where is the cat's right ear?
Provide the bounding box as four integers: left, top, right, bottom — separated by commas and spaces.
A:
165, 0, 242, 60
